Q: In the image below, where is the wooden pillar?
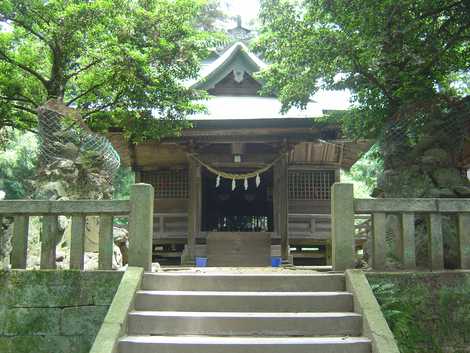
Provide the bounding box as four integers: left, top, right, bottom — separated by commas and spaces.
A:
134, 169, 142, 183
274, 152, 289, 263
186, 156, 201, 263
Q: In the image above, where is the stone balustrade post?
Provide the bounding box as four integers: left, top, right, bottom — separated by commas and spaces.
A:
128, 183, 154, 271
331, 183, 355, 271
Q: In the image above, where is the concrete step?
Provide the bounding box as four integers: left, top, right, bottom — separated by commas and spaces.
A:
127, 311, 362, 336
142, 273, 345, 292
119, 335, 372, 353
135, 290, 354, 312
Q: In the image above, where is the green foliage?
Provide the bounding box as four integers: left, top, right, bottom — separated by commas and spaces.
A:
0, 130, 37, 199
439, 285, 470, 344
112, 166, 135, 200
0, 0, 223, 141
371, 283, 413, 346
342, 145, 383, 197
257, 0, 470, 140
370, 275, 470, 353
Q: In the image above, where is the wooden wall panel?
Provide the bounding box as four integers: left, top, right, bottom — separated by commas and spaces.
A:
154, 199, 188, 212
289, 142, 340, 164
135, 143, 188, 169
208, 72, 262, 96
289, 200, 331, 214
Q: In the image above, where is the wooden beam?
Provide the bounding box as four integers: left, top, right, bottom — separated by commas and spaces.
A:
183, 127, 321, 137
274, 152, 289, 263
185, 156, 201, 263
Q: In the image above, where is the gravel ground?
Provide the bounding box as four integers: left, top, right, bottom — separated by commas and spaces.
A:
159, 266, 333, 274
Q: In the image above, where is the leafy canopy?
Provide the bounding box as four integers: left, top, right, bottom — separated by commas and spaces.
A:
257, 0, 470, 139
0, 0, 222, 141
0, 130, 37, 199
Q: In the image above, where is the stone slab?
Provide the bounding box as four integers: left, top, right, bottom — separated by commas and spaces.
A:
207, 232, 271, 267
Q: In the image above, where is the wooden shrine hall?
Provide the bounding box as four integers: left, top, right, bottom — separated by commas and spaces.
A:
110, 24, 370, 266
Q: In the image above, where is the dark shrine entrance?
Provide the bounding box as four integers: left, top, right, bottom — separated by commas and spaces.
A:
201, 168, 274, 233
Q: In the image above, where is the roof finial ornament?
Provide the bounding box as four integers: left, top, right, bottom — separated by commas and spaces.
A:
236, 15, 242, 28
228, 15, 253, 42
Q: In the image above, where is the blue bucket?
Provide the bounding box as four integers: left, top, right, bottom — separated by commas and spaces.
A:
196, 257, 207, 267
271, 257, 282, 267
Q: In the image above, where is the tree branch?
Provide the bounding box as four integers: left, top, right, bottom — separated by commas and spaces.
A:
0, 120, 37, 134
0, 95, 36, 106
66, 81, 107, 106
82, 91, 125, 119
418, 0, 465, 19
0, 15, 49, 44
16, 93, 39, 106
419, 27, 470, 76
351, 57, 396, 104
65, 59, 102, 80
443, 26, 470, 51
0, 49, 49, 87
10, 103, 37, 115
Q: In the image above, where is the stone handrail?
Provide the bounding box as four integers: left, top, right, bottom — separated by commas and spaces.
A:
332, 183, 470, 271
89, 266, 144, 353
1, 183, 154, 271
346, 270, 400, 353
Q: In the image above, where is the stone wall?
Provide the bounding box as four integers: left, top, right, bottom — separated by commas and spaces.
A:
0, 270, 123, 353
367, 272, 470, 353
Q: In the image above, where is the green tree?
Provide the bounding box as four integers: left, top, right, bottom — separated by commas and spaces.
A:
0, 0, 220, 142
258, 0, 470, 196
0, 130, 37, 199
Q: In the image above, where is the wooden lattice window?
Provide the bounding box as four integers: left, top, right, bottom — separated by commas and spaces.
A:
288, 170, 335, 200
141, 170, 189, 199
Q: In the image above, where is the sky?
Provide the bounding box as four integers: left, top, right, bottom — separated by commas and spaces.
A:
222, 0, 261, 25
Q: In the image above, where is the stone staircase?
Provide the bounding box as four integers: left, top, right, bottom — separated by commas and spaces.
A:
118, 272, 371, 353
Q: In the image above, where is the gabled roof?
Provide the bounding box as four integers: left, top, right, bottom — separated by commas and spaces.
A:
189, 42, 266, 90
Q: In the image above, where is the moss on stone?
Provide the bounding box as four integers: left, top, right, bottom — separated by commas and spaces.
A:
4, 308, 62, 336
61, 306, 110, 336
2, 335, 82, 353
0, 270, 123, 353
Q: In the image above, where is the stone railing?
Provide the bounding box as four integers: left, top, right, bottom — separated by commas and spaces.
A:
332, 183, 470, 271
1, 183, 154, 271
